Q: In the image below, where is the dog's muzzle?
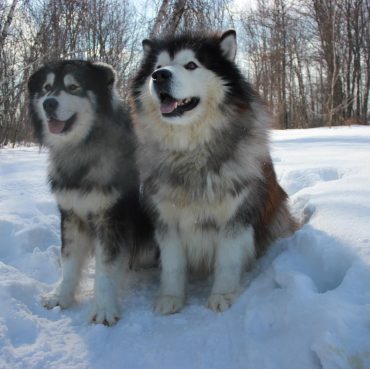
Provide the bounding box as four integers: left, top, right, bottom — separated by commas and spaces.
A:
43, 98, 58, 118
151, 68, 200, 117
152, 68, 172, 95
152, 68, 172, 83
41, 97, 77, 135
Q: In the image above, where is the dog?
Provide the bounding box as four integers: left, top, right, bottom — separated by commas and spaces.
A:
130, 30, 298, 314
28, 60, 154, 325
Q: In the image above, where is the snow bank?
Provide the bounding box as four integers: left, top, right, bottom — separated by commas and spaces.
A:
1, 127, 370, 369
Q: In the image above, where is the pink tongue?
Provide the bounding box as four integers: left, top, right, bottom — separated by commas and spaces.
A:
48, 119, 65, 134
160, 100, 178, 114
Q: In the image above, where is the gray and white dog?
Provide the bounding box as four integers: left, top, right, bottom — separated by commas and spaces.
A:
130, 30, 298, 314
28, 60, 154, 325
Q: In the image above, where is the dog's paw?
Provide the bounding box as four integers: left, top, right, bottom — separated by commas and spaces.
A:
207, 293, 235, 312
42, 290, 74, 310
154, 295, 184, 315
90, 300, 121, 326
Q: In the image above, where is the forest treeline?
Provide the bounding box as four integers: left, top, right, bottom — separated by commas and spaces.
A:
0, 0, 369, 146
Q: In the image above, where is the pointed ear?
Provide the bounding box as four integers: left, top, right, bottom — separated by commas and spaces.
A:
92, 62, 116, 88
28, 65, 47, 92
142, 39, 153, 55
220, 29, 237, 62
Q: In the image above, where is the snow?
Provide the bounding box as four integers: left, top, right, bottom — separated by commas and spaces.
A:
1, 126, 370, 369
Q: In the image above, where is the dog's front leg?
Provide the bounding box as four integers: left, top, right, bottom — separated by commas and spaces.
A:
208, 225, 255, 312
90, 237, 122, 326
43, 211, 92, 309
155, 228, 186, 314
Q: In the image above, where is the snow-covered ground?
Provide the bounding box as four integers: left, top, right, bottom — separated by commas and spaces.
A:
1, 126, 370, 369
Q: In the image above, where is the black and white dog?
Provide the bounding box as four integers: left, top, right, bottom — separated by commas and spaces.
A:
131, 30, 298, 314
28, 60, 154, 325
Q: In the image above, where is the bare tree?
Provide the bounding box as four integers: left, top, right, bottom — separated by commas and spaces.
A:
0, 0, 18, 51
148, 0, 232, 36
1, 0, 369, 146
240, 0, 369, 128
150, 0, 172, 37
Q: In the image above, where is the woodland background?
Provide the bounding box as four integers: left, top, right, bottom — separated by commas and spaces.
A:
0, 0, 369, 146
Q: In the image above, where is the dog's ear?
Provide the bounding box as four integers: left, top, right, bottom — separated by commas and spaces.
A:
220, 29, 237, 62
142, 39, 153, 56
28, 66, 46, 93
92, 62, 116, 88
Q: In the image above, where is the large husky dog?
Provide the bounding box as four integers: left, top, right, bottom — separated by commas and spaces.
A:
28, 60, 154, 325
130, 30, 298, 314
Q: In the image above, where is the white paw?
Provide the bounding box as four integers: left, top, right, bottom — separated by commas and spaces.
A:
207, 293, 236, 312
42, 290, 74, 310
154, 295, 184, 315
90, 299, 121, 326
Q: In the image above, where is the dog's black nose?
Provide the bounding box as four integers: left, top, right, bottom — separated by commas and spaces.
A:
43, 98, 58, 115
152, 69, 172, 83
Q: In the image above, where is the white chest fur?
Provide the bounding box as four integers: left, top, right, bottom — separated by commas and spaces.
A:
155, 192, 244, 230
154, 190, 248, 268
55, 189, 119, 219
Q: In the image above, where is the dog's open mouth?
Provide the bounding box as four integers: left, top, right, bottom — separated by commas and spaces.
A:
48, 114, 77, 134
159, 93, 200, 117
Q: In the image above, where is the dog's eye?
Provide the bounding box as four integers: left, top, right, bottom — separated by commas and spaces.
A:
184, 62, 198, 70
67, 84, 79, 92
43, 84, 52, 92
156, 65, 162, 69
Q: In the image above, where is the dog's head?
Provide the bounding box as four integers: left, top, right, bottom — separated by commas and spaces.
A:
28, 60, 117, 147
131, 30, 250, 128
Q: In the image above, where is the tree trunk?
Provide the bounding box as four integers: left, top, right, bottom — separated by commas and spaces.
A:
0, 0, 18, 51
150, 0, 171, 37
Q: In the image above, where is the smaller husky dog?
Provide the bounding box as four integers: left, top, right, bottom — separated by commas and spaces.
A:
28, 60, 154, 325
131, 30, 298, 314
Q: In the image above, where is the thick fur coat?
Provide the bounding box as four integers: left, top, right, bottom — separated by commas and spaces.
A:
28, 60, 154, 325
131, 30, 298, 314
